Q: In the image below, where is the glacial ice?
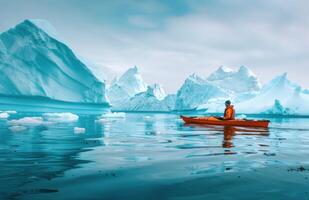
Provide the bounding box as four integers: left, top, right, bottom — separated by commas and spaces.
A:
107, 66, 148, 107
43, 112, 79, 123
237, 73, 309, 114
0, 19, 108, 104
0, 112, 9, 119
100, 112, 126, 118
9, 125, 28, 132
8, 117, 45, 126
74, 127, 86, 134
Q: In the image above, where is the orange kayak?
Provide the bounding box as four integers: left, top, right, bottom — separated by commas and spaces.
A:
180, 115, 270, 128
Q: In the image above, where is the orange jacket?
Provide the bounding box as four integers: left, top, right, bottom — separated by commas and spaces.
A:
224, 105, 235, 120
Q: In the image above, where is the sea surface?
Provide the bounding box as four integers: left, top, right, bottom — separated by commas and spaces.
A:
0, 111, 309, 200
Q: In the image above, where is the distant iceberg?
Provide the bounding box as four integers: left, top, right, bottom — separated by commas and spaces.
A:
107, 66, 148, 108
107, 67, 173, 111
237, 73, 309, 115
115, 84, 170, 111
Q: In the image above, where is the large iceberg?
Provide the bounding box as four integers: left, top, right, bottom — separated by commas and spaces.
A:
207, 66, 261, 101
174, 66, 263, 111
175, 73, 229, 110
237, 73, 309, 115
0, 19, 108, 104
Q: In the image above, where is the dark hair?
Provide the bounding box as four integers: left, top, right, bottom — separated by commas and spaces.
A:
225, 100, 231, 105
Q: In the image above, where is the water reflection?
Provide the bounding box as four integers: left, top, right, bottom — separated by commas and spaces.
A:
183, 124, 269, 149
0, 114, 104, 199
223, 126, 236, 148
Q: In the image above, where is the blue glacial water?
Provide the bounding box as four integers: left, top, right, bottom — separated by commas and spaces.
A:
0, 112, 309, 200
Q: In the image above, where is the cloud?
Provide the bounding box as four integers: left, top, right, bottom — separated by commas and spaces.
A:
0, 0, 308, 93
128, 15, 158, 29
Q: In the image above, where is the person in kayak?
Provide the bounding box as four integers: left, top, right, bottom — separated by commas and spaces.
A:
207, 100, 235, 120
223, 100, 235, 120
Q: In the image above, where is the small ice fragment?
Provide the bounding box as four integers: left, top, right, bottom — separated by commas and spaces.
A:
43, 112, 79, 122
8, 117, 44, 125
143, 116, 155, 122
237, 114, 247, 119
100, 112, 126, 118
74, 127, 85, 134
0, 112, 9, 119
5, 110, 17, 114
9, 125, 27, 132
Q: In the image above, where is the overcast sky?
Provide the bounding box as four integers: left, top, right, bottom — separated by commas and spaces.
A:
0, 0, 308, 93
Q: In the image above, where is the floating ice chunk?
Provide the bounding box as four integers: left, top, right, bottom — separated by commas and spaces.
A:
74, 127, 86, 134
0, 112, 9, 119
8, 117, 44, 126
100, 112, 126, 118
9, 125, 28, 132
5, 111, 17, 114
237, 114, 247, 119
143, 116, 155, 122
43, 112, 79, 123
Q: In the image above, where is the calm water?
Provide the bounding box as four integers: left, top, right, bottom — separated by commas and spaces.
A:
0, 112, 309, 200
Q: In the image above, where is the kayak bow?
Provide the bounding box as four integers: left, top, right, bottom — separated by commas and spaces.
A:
180, 115, 270, 128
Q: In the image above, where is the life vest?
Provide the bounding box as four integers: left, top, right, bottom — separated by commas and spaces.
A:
224, 105, 235, 120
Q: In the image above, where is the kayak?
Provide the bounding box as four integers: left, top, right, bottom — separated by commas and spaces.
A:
180, 115, 270, 128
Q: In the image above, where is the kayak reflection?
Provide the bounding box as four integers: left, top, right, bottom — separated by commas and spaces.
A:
184, 124, 269, 149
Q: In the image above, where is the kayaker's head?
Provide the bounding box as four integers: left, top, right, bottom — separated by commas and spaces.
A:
225, 100, 231, 108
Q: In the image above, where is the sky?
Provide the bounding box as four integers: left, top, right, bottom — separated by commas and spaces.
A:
0, 0, 308, 93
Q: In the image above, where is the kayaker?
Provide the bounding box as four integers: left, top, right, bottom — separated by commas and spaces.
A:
223, 100, 235, 120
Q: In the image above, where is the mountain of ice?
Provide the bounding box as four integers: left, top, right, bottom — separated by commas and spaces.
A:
115, 84, 170, 111
237, 73, 309, 114
107, 66, 148, 107
174, 73, 229, 110
0, 19, 108, 104
174, 66, 263, 111
207, 66, 261, 99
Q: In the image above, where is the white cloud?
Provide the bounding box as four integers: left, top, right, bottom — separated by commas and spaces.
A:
0, 0, 308, 93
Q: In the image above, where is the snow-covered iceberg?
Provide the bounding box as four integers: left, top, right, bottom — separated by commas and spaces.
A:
207, 66, 261, 94
0, 19, 108, 104
237, 73, 309, 115
107, 66, 147, 107
107, 67, 174, 111
115, 84, 171, 111
174, 73, 229, 110
175, 66, 262, 111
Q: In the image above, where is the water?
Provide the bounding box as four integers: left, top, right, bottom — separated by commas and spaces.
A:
0, 112, 309, 200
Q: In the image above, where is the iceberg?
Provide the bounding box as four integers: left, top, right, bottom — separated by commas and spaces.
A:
74, 127, 86, 134
115, 84, 170, 111
0, 112, 9, 119
162, 94, 177, 111
237, 73, 309, 114
107, 66, 147, 107
8, 117, 45, 126
100, 112, 126, 118
175, 73, 229, 110
43, 112, 79, 123
9, 125, 28, 132
263, 99, 294, 115
207, 65, 261, 94
0, 19, 108, 104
